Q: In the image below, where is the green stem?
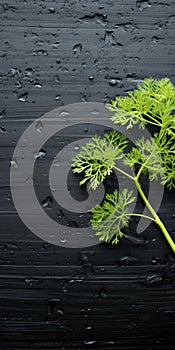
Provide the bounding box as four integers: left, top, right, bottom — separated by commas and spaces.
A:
135, 178, 175, 253
114, 165, 135, 181
168, 129, 175, 139
136, 145, 159, 181
136, 163, 145, 180
128, 213, 154, 221
114, 160, 175, 252
144, 113, 162, 127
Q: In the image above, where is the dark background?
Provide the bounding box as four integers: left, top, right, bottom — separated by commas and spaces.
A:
0, 0, 175, 349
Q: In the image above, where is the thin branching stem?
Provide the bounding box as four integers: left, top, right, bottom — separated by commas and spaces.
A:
127, 213, 154, 221
113, 165, 135, 181
135, 178, 175, 253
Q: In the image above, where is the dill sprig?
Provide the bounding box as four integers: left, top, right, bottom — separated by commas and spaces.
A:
71, 78, 175, 253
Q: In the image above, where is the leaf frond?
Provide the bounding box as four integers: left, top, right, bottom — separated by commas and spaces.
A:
107, 77, 175, 131
124, 136, 165, 181
72, 131, 128, 190
91, 189, 136, 244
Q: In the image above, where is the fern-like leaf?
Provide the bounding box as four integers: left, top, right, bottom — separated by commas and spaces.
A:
161, 153, 175, 189
72, 131, 128, 190
107, 77, 175, 131
124, 136, 165, 181
91, 189, 136, 244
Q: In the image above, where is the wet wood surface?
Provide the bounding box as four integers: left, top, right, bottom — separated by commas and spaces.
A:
0, 1, 175, 349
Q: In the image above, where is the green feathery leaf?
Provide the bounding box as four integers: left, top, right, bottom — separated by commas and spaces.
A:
124, 136, 165, 181
70, 77, 175, 254
161, 153, 175, 189
91, 189, 136, 244
72, 131, 128, 190
107, 77, 175, 131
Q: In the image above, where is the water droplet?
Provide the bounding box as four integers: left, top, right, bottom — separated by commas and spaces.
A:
145, 273, 163, 285
24, 175, 33, 184
34, 148, 46, 159
10, 158, 19, 169
42, 196, 52, 208
62, 284, 68, 293
100, 267, 105, 272
55, 74, 60, 83
35, 121, 43, 133
25, 68, 33, 77
18, 92, 28, 102
152, 36, 160, 43
0, 126, 6, 133
104, 31, 116, 46
84, 128, 88, 133
59, 111, 70, 117
56, 208, 64, 218
57, 308, 64, 316
74, 145, 79, 151
56, 94, 60, 100
89, 75, 94, 81
68, 221, 79, 228
80, 91, 87, 102
163, 310, 175, 314
118, 256, 138, 265
85, 325, 92, 330
56, 58, 61, 64
79, 252, 89, 264
91, 110, 100, 116
109, 79, 119, 86
82, 62, 87, 68
35, 40, 44, 47
48, 7, 55, 13
136, 0, 151, 11
80, 13, 108, 26
127, 78, 143, 87
15, 80, 22, 88
98, 288, 108, 298
53, 159, 60, 167
51, 42, 60, 49
32, 49, 48, 56
152, 257, 160, 265
51, 188, 56, 194
60, 238, 67, 244
73, 43, 82, 57
34, 83, 42, 88
25, 278, 36, 286
8, 67, 20, 77
3, 3, 9, 11
47, 298, 64, 316
0, 109, 6, 119
128, 321, 136, 330
83, 341, 96, 345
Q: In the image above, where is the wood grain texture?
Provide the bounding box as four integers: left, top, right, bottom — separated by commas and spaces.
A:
0, 0, 175, 349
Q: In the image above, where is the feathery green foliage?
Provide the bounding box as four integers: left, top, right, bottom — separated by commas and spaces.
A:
107, 77, 175, 133
71, 77, 175, 253
162, 153, 175, 189
72, 131, 128, 190
91, 189, 135, 244
124, 136, 165, 181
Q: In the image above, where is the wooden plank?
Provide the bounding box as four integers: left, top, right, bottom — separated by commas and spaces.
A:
0, 0, 175, 348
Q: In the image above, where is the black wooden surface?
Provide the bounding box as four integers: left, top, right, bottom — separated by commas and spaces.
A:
0, 0, 175, 349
